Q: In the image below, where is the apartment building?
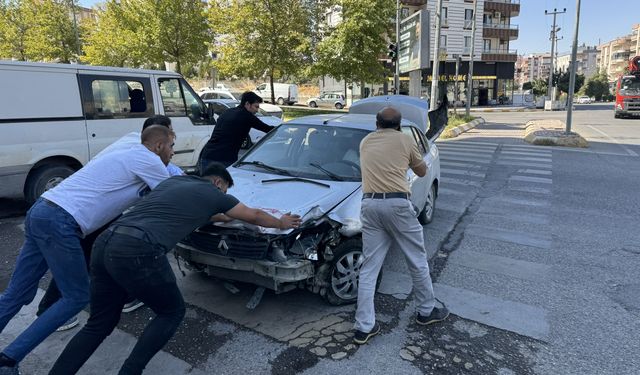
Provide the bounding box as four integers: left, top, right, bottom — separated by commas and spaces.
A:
597, 24, 640, 83
402, 0, 520, 105
514, 53, 551, 88
556, 45, 598, 79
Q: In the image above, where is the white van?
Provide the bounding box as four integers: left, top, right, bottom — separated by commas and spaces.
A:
254, 82, 298, 105
0, 61, 215, 204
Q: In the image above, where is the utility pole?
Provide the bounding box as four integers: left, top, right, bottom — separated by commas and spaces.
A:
395, 0, 401, 94
545, 8, 566, 99
566, 0, 581, 134
454, 55, 460, 116
465, 0, 478, 117
430, 0, 444, 111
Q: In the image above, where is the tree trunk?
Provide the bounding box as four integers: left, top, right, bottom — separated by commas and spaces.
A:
269, 72, 275, 104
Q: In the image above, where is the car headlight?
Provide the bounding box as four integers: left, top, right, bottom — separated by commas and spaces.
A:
290, 233, 321, 261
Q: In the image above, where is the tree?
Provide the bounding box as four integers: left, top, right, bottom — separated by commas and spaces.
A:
522, 81, 533, 91
531, 78, 548, 97
554, 70, 584, 94
212, 0, 311, 103
313, 0, 394, 97
581, 70, 611, 101
0, 0, 35, 61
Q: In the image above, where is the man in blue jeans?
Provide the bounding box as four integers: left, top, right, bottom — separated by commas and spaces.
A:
49, 163, 301, 375
0, 126, 175, 374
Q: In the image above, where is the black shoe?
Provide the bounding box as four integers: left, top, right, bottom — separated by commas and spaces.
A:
353, 323, 381, 345
122, 299, 144, 313
416, 307, 450, 326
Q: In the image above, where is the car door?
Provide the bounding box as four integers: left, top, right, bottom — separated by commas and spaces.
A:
79, 74, 156, 159
319, 94, 330, 108
156, 77, 214, 167
402, 126, 431, 214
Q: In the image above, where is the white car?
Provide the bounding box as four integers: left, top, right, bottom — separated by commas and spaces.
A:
576, 96, 592, 104
200, 90, 283, 119
307, 93, 346, 109
176, 96, 445, 305
203, 99, 282, 148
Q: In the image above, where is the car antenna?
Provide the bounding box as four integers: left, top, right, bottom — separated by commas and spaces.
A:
323, 113, 348, 125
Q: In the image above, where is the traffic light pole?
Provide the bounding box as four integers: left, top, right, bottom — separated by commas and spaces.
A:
395, 0, 400, 94
465, 0, 478, 116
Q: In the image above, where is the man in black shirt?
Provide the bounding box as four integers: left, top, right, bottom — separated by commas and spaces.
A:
200, 91, 274, 169
49, 162, 301, 375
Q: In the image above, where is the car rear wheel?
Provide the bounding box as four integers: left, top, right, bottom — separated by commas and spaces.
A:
324, 238, 382, 305
25, 164, 76, 205
418, 184, 437, 225
277, 97, 285, 105
335, 103, 344, 110
309, 101, 317, 108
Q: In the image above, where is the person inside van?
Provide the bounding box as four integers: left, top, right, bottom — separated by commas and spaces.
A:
199, 91, 275, 169
0, 126, 175, 373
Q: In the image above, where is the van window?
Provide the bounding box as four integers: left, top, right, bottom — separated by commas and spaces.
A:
159, 78, 210, 125
90, 79, 151, 118
257, 84, 266, 91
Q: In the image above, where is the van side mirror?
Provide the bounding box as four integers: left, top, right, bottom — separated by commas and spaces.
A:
206, 103, 216, 125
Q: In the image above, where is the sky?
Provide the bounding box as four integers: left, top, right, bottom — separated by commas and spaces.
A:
78, 0, 638, 56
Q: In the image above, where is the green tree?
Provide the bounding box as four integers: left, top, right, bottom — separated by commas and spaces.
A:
313, 0, 394, 97
581, 70, 611, 101
212, 0, 311, 103
522, 81, 533, 91
531, 78, 548, 96
554, 70, 584, 94
0, 0, 34, 60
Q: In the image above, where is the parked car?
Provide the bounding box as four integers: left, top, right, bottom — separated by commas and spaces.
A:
0, 60, 215, 204
307, 93, 346, 109
200, 90, 283, 119
576, 96, 592, 104
254, 82, 298, 105
203, 99, 282, 148
175, 95, 445, 305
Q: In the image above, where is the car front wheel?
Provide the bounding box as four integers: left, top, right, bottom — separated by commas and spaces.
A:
418, 184, 437, 225
335, 103, 344, 110
309, 101, 317, 108
277, 97, 285, 105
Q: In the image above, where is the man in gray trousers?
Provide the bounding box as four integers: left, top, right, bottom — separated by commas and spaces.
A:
353, 107, 449, 345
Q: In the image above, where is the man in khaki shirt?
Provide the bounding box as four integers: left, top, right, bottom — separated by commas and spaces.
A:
353, 107, 449, 345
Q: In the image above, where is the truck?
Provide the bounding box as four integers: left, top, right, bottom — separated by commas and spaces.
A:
614, 56, 640, 118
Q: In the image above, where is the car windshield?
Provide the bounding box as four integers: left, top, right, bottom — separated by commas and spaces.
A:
236, 124, 369, 181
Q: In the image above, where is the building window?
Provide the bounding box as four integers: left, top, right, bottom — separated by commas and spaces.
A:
464, 9, 473, 29
483, 39, 491, 52
464, 36, 471, 54
441, 7, 448, 27
440, 35, 447, 47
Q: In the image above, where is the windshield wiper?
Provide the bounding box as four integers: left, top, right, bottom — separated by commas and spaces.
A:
309, 163, 344, 181
236, 160, 291, 176
262, 177, 330, 188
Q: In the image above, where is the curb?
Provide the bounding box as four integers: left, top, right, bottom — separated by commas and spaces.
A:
442, 118, 485, 138
470, 108, 530, 113
523, 120, 589, 148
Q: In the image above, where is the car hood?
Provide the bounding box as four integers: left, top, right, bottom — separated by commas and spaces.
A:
217, 168, 362, 234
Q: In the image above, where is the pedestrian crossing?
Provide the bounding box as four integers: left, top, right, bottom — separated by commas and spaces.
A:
434, 139, 554, 342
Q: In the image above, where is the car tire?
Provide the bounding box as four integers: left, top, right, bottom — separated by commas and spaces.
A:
418, 184, 437, 225
614, 113, 621, 119
335, 103, 344, 110
24, 164, 76, 205
324, 238, 382, 306
277, 97, 285, 106
309, 101, 317, 108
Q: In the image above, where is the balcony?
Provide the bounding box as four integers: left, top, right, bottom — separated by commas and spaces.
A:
481, 49, 518, 62
400, 0, 427, 6
483, 23, 519, 40
484, 0, 520, 17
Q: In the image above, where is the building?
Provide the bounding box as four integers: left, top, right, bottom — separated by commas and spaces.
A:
597, 24, 640, 83
556, 45, 598, 79
515, 53, 552, 88
402, 0, 520, 105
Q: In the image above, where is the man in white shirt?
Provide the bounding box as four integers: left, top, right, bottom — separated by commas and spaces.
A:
0, 126, 175, 373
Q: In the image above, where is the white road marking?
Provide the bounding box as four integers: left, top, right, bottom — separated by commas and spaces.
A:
586, 125, 638, 156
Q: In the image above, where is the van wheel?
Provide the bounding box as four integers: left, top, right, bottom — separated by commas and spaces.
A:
324, 239, 382, 306
309, 101, 317, 108
335, 103, 344, 110
277, 97, 285, 106
25, 164, 76, 205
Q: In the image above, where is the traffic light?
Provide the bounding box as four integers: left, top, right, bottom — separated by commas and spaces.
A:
388, 43, 398, 62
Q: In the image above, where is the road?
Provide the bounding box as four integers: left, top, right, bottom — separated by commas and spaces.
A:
0, 104, 639, 374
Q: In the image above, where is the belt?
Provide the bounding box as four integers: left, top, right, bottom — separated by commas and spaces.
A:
362, 192, 410, 200
110, 226, 148, 240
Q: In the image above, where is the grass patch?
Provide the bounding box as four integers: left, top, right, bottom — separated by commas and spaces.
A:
282, 107, 345, 121
446, 114, 476, 129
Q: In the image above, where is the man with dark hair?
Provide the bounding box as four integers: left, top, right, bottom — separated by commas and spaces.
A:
49, 162, 301, 375
34, 116, 182, 330
200, 91, 275, 169
353, 107, 448, 345
0, 126, 174, 374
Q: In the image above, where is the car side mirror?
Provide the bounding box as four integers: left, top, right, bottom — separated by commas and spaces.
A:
206, 103, 216, 125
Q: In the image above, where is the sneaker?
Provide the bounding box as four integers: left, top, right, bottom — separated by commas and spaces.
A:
56, 316, 79, 331
353, 323, 381, 345
122, 299, 144, 313
416, 307, 450, 326
0, 366, 20, 375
